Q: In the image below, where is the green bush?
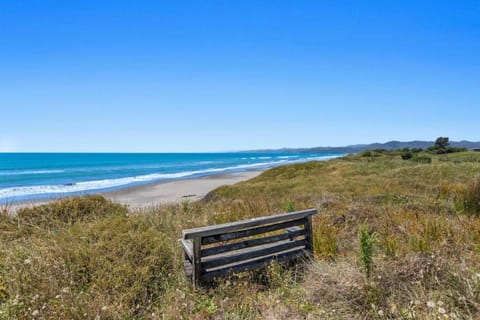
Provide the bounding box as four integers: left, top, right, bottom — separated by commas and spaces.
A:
412, 155, 432, 164
283, 200, 295, 212
16, 195, 127, 227
362, 151, 372, 157
401, 151, 413, 160
359, 225, 377, 279
446, 147, 468, 154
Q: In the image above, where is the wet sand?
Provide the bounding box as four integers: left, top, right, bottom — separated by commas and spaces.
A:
7, 170, 263, 212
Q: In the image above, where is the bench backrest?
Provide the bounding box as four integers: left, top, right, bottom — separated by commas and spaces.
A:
181, 209, 318, 286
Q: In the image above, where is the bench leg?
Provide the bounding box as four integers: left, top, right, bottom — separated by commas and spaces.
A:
304, 216, 314, 256
192, 237, 202, 287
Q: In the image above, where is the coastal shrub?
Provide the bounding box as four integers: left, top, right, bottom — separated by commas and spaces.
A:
283, 200, 295, 212
400, 151, 413, 160
359, 225, 377, 279
1, 214, 176, 319
412, 155, 432, 164
362, 151, 372, 157
16, 195, 127, 228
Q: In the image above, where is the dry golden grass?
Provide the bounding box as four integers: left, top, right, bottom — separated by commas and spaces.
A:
1, 151, 480, 319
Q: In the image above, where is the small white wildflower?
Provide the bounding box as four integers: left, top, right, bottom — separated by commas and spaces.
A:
438, 300, 444, 306
55, 295, 61, 299
438, 307, 446, 314
476, 273, 480, 278
378, 310, 384, 316
62, 287, 70, 293
31, 310, 39, 316
101, 306, 108, 311
427, 301, 435, 308
24, 259, 32, 265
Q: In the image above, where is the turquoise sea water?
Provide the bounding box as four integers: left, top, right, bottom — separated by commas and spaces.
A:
0, 152, 342, 203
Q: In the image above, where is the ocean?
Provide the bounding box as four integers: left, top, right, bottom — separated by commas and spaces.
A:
0, 152, 342, 203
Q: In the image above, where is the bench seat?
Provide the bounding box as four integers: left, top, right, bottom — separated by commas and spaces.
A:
180, 209, 317, 286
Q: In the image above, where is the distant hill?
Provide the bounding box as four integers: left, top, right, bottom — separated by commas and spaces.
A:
246, 140, 480, 154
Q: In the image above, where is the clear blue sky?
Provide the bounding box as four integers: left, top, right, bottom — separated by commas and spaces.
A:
1, 1, 479, 152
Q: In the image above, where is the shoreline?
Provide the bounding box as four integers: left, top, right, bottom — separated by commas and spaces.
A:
6, 169, 264, 213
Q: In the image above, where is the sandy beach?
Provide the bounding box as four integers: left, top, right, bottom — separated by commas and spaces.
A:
104, 170, 262, 208
7, 170, 263, 212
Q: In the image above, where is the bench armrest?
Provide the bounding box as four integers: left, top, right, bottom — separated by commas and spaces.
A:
179, 239, 194, 262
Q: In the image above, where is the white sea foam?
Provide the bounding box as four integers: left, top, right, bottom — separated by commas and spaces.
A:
0, 161, 278, 198
0, 155, 343, 200
0, 169, 65, 176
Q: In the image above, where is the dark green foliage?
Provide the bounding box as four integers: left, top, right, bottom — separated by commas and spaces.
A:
411, 148, 423, 153
362, 151, 372, 157
434, 137, 450, 150
412, 155, 432, 164
446, 147, 468, 154
427, 137, 466, 155
359, 225, 377, 279
401, 151, 413, 160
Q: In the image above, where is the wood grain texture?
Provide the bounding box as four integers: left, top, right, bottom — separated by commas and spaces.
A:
201, 229, 305, 257
183, 209, 317, 239
202, 239, 305, 269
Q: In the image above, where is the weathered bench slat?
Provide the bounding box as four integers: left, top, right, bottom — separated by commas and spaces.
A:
183, 209, 317, 239
202, 248, 306, 280
179, 239, 194, 262
201, 229, 305, 257
201, 218, 304, 245
180, 208, 318, 286
202, 239, 305, 269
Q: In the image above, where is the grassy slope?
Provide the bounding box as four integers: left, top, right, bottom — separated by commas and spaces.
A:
1, 152, 480, 319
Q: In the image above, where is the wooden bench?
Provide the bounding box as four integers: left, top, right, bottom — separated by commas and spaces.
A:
180, 208, 318, 286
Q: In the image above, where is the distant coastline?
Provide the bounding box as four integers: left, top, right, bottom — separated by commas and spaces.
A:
0, 152, 342, 204
245, 140, 480, 154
